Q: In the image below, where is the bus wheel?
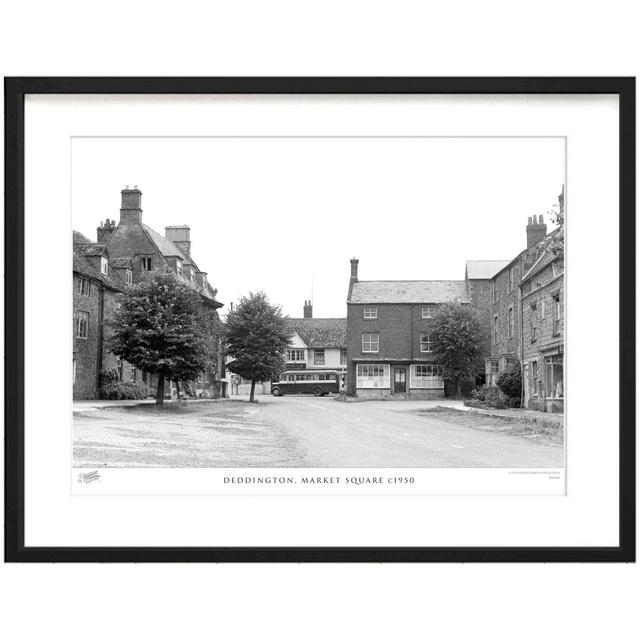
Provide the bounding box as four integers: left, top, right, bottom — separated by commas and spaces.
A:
313, 387, 322, 397
271, 387, 282, 397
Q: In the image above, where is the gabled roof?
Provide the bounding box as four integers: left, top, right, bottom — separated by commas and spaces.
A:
349, 280, 468, 304
465, 260, 511, 280
521, 249, 560, 283
142, 224, 188, 261
73, 230, 93, 245
72, 238, 121, 290
140, 223, 221, 306
285, 318, 347, 349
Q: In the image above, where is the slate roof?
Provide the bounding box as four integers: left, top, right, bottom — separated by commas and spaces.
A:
521, 249, 560, 283
465, 260, 511, 280
142, 224, 188, 261
75, 243, 107, 257
285, 318, 347, 349
109, 257, 133, 269
73, 246, 121, 290
349, 280, 469, 304
73, 230, 93, 245
141, 223, 221, 306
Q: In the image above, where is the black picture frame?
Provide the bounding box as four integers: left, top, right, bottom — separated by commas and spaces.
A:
4, 77, 635, 563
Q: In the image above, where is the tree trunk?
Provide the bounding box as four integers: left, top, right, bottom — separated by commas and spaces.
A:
456, 378, 462, 398
249, 379, 256, 403
156, 374, 165, 406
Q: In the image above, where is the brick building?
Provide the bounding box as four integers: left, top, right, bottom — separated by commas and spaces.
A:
346, 258, 467, 398
72, 187, 224, 400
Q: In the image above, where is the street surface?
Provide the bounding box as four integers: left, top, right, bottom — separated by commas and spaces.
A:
73, 395, 564, 468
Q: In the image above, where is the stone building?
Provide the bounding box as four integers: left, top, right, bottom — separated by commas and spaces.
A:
520, 249, 564, 412
72, 187, 224, 400
345, 258, 467, 398
465, 259, 510, 383
483, 215, 550, 386
73, 231, 134, 399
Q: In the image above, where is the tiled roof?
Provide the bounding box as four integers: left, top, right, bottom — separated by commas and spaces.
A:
141, 223, 221, 306
349, 280, 469, 304
73, 230, 93, 245
73, 247, 121, 290
142, 224, 188, 261
285, 318, 347, 348
109, 257, 133, 269
521, 249, 559, 282
465, 260, 511, 280
75, 243, 107, 257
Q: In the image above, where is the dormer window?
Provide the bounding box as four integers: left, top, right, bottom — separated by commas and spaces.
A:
176, 260, 183, 275
141, 257, 152, 271
125, 269, 132, 285
100, 256, 108, 275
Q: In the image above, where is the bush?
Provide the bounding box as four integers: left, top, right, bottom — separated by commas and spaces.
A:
98, 368, 149, 400
496, 361, 522, 399
465, 385, 522, 410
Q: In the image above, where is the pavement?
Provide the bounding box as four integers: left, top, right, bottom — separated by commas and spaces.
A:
73, 395, 564, 468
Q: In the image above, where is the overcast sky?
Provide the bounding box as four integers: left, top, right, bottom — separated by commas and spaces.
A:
72, 136, 564, 318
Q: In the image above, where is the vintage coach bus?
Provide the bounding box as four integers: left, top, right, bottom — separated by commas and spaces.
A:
271, 371, 340, 397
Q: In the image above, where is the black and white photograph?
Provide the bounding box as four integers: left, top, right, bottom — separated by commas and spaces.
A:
6, 78, 632, 563
71, 136, 565, 473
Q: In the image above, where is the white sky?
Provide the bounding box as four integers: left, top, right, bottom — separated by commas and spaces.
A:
72, 137, 565, 318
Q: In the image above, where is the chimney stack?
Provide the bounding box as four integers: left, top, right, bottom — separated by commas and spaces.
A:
350, 257, 359, 283
97, 219, 117, 243
165, 225, 191, 258
526, 214, 547, 248
120, 186, 143, 224
303, 300, 313, 318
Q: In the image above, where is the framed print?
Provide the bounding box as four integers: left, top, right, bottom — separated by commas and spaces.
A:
4, 77, 635, 562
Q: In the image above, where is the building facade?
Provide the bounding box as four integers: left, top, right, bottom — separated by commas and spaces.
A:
72, 187, 224, 400
346, 259, 468, 398
283, 301, 347, 390
521, 250, 564, 412
484, 215, 550, 387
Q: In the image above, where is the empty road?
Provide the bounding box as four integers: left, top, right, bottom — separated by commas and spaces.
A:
74, 395, 563, 468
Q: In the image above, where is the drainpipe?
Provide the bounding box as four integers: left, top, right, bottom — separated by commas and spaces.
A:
519, 276, 525, 409
96, 282, 104, 396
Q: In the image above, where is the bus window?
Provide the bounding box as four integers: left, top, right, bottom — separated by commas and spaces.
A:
318, 374, 325, 380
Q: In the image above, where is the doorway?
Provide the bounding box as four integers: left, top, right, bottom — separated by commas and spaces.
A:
393, 367, 406, 393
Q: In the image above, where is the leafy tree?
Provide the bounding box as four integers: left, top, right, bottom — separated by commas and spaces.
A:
108, 268, 219, 405
496, 360, 522, 401
431, 301, 482, 397
225, 291, 292, 402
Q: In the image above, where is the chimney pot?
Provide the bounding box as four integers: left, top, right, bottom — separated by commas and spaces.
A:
526, 213, 548, 248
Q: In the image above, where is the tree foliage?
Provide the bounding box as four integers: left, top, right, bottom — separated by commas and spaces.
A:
496, 360, 522, 400
107, 269, 221, 404
431, 301, 482, 396
225, 291, 292, 402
